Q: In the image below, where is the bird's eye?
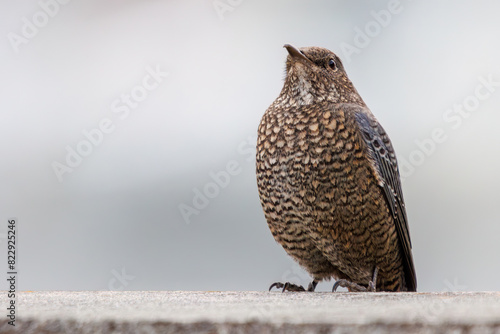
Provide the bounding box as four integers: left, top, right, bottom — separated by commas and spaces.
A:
328, 59, 337, 71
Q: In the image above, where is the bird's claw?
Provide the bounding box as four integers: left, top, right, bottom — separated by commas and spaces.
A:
332, 267, 378, 292
269, 279, 318, 292
269, 282, 306, 292
332, 279, 371, 292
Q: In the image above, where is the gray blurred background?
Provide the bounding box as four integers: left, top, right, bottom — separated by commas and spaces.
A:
1, 0, 499, 292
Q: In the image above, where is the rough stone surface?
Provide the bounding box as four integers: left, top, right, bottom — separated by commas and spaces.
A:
1, 291, 500, 333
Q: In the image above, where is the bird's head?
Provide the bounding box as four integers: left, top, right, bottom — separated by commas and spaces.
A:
281, 44, 365, 106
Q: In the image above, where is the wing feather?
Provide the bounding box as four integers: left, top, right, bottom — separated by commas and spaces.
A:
355, 111, 417, 291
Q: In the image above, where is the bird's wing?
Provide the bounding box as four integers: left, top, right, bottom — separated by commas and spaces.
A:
354, 110, 417, 291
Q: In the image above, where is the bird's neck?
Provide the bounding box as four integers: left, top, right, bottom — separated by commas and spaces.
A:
279, 74, 366, 108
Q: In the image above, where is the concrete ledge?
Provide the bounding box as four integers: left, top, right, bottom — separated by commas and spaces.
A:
1, 291, 500, 333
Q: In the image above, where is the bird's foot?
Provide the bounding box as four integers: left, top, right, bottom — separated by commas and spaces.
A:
332, 267, 379, 292
332, 279, 371, 292
269, 282, 305, 292
269, 280, 318, 292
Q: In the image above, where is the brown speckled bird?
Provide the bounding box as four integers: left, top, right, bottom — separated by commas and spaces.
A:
256, 44, 416, 292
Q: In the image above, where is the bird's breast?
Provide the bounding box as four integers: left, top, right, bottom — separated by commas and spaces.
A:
257, 103, 378, 221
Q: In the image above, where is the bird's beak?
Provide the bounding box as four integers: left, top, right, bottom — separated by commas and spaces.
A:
284, 44, 309, 63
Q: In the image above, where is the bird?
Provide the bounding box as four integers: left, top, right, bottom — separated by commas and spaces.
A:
256, 44, 416, 292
